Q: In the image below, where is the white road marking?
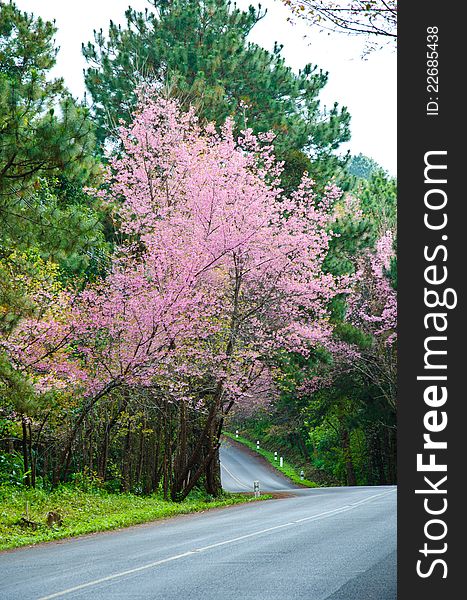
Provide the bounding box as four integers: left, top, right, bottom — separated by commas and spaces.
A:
193, 521, 295, 553
220, 462, 254, 491
349, 489, 396, 507
293, 489, 395, 524
37, 488, 396, 600
37, 552, 196, 600
293, 505, 352, 523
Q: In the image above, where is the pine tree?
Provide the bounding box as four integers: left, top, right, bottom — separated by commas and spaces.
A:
0, 3, 106, 458
83, 0, 350, 183
0, 1, 105, 271
0, 2, 106, 267
0, 2, 98, 197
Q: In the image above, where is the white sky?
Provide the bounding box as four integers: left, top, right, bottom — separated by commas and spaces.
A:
15, 0, 396, 174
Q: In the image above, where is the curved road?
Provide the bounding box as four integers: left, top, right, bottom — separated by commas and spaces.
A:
220, 438, 297, 492
0, 443, 396, 600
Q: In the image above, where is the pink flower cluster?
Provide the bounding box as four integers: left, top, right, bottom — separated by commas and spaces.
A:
5, 95, 350, 408
348, 230, 397, 344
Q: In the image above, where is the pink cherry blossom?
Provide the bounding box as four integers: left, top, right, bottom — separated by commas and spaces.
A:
5, 94, 350, 411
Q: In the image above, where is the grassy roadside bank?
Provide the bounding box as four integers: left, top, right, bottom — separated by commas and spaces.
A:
0, 485, 270, 552
223, 431, 319, 488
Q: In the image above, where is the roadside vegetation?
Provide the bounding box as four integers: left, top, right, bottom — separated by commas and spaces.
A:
0, 481, 268, 551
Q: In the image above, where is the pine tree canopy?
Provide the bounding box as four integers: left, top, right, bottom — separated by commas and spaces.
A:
83, 0, 351, 176
0, 2, 103, 258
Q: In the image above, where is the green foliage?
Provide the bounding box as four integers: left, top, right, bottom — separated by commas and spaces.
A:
0, 451, 24, 486
0, 350, 36, 414
0, 251, 66, 415
279, 148, 314, 196
302, 372, 396, 485
0, 2, 99, 200
323, 168, 396, 278
0, 3, 110, 426
324, 215, 374, 275
332, 321, 373, 349
358, 168, 397, 233
292, 164, 397, 485
83, 0, 350, 184
307, 421, 342, 476
0, 483, 268, 551
346, 153, 380, 180
1, 178, 108, 277
0, 2, 108, 339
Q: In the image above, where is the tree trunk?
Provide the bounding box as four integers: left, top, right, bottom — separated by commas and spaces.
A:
388, 427, 397, 484
204, 405, 225, 497
99, 426, 109, 481
171, 404, 216, 500
204, 445, 221, 496
58, 381, 122, 485
152, 421, 162, 493
339, 419, 356, 486
28, 421, 36, 488
21, 416, 31, 487
122, 424, 132, 492
368, 427, 385, 485
163, 400, 170, 500
136, 424, 145, 485
88, 420, 94, 473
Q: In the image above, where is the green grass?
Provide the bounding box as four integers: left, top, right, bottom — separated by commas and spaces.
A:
223, 431, 319, 488
0, 485, 270, 551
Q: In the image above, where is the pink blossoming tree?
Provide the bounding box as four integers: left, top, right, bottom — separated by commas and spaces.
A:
346, 229, 397, 409
6, 94, 349, 496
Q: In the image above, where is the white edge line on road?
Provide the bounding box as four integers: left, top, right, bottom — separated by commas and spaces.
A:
37, 488, 396, 600
350, 489, 396, 507
220, 462, 253, 491
37, 552, 196, 600
293, 489, 396, 524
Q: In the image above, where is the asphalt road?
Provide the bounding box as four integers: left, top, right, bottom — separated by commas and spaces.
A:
0, 443, 397, 600
220, 438, 298, 492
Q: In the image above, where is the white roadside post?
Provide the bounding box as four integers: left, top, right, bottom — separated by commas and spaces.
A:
256, 440, 260, 450
280, 456, 283, 468
253, 481, 260, 498
300, 470, 305, 481
235, 430, 239, 438
274, 451, 277, 461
